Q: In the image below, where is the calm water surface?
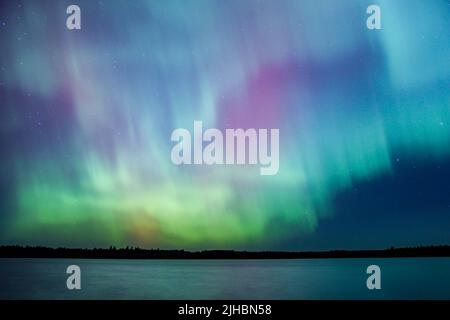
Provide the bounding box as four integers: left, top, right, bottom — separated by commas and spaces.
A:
0, 258, 449, 299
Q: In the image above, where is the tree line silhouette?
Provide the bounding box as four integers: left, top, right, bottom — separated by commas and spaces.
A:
1, 245, 449, 259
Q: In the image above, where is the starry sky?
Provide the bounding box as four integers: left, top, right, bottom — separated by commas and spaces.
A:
0, 0, 450, 250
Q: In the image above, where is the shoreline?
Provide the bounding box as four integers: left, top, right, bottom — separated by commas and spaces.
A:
1, 245, 450, 260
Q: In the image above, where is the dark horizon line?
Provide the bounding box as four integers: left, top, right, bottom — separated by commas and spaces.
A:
1, 244, 450, 259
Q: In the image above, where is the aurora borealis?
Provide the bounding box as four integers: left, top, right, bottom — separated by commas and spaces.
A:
0, 0, 450, 250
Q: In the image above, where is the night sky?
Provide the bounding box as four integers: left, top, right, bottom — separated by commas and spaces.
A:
0, 0, 450, 250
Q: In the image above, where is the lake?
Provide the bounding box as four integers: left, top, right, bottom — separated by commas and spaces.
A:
0, 258, 449, 299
